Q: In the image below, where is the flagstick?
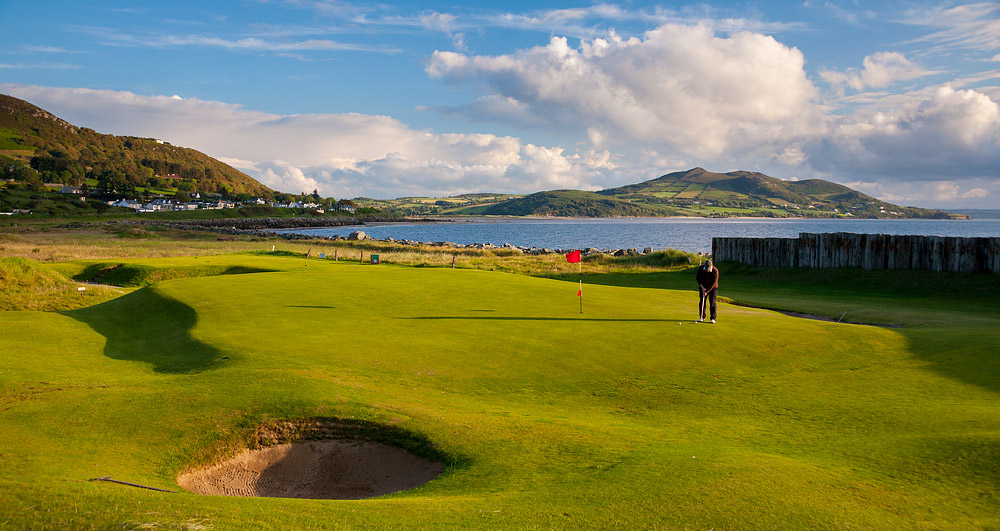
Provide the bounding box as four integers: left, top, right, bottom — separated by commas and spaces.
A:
579, 260, 583, 314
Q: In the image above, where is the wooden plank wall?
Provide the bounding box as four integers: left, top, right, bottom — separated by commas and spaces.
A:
712, 233, 1000, 273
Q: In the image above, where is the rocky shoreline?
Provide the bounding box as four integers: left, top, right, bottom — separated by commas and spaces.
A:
115, 217, 667, 257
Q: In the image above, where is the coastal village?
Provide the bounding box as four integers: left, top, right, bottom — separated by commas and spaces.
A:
34, 181, 356, 214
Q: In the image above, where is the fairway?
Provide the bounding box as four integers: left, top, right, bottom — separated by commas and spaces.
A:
1, 255, 999, 529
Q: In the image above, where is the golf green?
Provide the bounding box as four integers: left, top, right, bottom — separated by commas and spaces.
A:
1, 255, 997, 529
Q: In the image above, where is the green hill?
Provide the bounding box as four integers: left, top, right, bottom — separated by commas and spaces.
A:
482, 189, 671, 217
598, 167, 963, 219
0, 94, 273, 198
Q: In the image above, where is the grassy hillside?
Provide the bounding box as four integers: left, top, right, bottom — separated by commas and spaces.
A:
599, 168, 963, 219
0, 249, 997, 528
0, 94, 273, 198
482, 189, 671, 217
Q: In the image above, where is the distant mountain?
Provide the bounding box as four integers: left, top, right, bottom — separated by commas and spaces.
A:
594, 167, 964, 219
0, 94, 273, 198
365, 167, 965, 218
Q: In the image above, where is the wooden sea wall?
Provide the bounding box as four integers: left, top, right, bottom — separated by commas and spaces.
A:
712, 233, 1000, 273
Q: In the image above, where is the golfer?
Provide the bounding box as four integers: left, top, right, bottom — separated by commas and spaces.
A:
696, 259, 719, 323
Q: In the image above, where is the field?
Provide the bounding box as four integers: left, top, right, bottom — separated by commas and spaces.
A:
1, 225, 998, 529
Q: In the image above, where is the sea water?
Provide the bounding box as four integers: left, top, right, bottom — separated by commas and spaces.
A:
278, 218, 1000, 254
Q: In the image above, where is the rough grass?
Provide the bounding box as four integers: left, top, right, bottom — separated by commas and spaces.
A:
0, 257, 124, 311
52, 260, 278, 287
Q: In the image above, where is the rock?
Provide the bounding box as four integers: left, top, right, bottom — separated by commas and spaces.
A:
613, 249, 626, 257
348, 230, 369, 241
643, 247, 653, 254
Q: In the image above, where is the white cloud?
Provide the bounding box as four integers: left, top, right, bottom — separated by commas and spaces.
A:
931, 182, 989, 201
821, 52, 941, 92
804, 2, 876, 25
901, 3, 1000, 53
427, 24, 824, 159
22, 45, 78, 53
807, 85, 1000, 180
419, 12, 466, 49
0, 84, 617, 198
842, 179, 996, 208
293, 2, 804, 43
159, 35, 400, 53
74, 24, 400, 54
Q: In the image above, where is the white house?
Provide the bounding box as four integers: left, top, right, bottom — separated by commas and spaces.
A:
142, 199, 175, 211
111, 199, 142, 209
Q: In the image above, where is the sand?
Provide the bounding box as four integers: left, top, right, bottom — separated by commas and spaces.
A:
177, 439, 444, 500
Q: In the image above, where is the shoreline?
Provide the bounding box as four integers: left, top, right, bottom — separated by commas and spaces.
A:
115, 216, 998, 258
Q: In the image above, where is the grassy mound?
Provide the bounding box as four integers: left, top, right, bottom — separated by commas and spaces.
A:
0, 255, 997, 529
54, 258, 278, 287
0, 257, 121, 310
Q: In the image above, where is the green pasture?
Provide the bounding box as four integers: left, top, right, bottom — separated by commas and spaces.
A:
1, 254, 998, 529
442, 204, 493, 215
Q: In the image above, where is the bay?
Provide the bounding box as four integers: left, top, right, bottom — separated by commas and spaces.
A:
278, 218, 1000, 254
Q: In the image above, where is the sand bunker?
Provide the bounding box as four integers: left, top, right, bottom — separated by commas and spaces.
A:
178, 439, 444, 499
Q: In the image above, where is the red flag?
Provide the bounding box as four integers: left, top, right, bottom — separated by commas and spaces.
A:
566, 249, 581, 263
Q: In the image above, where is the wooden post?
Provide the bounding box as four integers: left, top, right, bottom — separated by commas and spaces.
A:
360, 251, 364, 263
335, 249, 338, 261
452, 256, 456, 269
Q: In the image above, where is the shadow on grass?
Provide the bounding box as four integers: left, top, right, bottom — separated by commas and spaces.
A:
63, 287, 223, 374
899, 327, 1000, 394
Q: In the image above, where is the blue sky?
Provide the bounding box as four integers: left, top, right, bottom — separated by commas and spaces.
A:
1, 1, 998, 208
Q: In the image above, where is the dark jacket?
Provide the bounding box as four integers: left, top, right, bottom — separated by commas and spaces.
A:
696, 265, 719, 293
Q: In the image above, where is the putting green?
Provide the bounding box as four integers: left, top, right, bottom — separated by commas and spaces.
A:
1, 255, 998, 529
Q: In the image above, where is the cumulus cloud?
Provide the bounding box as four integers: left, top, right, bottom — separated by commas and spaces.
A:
427, 24, 824, 159
0, 84, 618, 198
821, 52, 941, 93
807, 85, 1000, 180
